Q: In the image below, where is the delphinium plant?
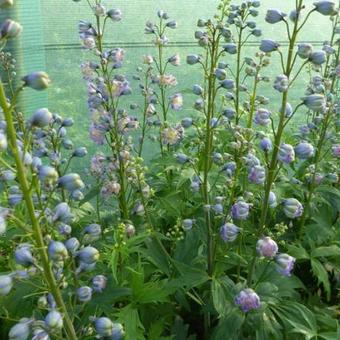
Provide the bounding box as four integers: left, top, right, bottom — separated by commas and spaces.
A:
0, 0, 339, 339
0, 1, 124, 339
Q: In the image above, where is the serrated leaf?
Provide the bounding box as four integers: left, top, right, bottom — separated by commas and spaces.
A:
311, 258, 331, 301
287, 244, 310, 260
311, 245, 340, 258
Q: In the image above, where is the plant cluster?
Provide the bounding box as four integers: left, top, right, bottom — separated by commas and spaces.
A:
0, 0, 339, 339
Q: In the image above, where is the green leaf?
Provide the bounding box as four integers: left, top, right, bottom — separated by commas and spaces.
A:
287, 244, 310, 260
211, 308, 244, 340
311, 245, 340, 258
311, 258, 331, 301
116, 304, 145, 340
212, 278, 227, 317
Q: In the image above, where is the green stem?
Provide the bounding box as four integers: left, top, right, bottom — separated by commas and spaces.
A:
247, 0, 304, 286
0, 82, 77, 340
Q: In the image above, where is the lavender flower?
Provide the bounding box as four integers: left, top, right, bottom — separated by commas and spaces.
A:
278, 144, 295, 164
248, 165, 266, 184
294, 142, 315, 159
220, 222, 240, 242
254, 108, 271, 126
256, 237, 278, 258
275, 253, 295, 276
170, 93, 183, 110
283, 198, 303, 219
231, 198, 250, 220
235, 289, 261, 312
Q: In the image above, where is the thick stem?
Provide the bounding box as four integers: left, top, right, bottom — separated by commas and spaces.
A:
0, 82, 77, 340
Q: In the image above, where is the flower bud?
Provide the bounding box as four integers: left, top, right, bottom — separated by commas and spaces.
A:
166, 20, 177, 29
92, 275, 107, 293
182, 219, 194, 230
53, 202, 73, 223
220, 79, 235, 90
214, 68, 227, 80
313, 1, 338, 16
112, 323, 125, 340
256, 236, 278, 257
14, 244, 35, 267
58, 173, 85, 192
260, 39, 279, 53
186, 54, 201, 65
278, 143, 295, 163
259, 137, 272, 152
175, 153, 189, 164
235, 289, 261, 312
94, 317, 114, 337
73, 147, 87, 158
294, 142, 314, 159
0, 19, 22, 39
220, 222, 240, 242
77, 286, 92, 302
62, 118, 74, 127
248, 165, 266, 184
275, 253, 295, 276
273, 74, 289, 92
254, 108, 271, 126
30, 108, 53, 127
181, 117, 193, 128
107, 8, 122, 21
223, 43, 237, 54
64, 237, 80, 255
83, 223, 102, 243
297, 43, 313, 59
168, 53, 180, 66
9, 319, 31, 340
48, 241, 68, 261
22, 72, 50, 91
44, 310, 63, 331
265, 9, 287, 24
0, 131, 7, 151
269, 191, 277, 208
309, 50, 327, 65
302, 94, 326, 111
77, 246, 99, 264
283, 198, 303, 219
231, 198, 250, 220
0, 274, 13, 296
38, 165, 59, 185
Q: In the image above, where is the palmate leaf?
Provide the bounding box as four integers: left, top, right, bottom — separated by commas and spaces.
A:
116, 304, 145, 340
273, 301, 318, 339
287, 244, 310, 260
311, 258, 331, 301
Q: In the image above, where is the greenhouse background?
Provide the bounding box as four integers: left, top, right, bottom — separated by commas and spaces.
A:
1, 0, 334, 170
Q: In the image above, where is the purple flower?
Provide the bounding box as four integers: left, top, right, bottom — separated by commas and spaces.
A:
294, 142, 314, 159
231, 198, 250, 220
259, 137, 272, 152
275, 253, 295, 276
235, 289, 261, 312
220, 223, 240, 242
256, 237, 278, 258
283, 198, 303, 219
248, 165, 266, 184
278, 143, 295, 163
254, 108, 271, 126
273, 74, 289, 92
